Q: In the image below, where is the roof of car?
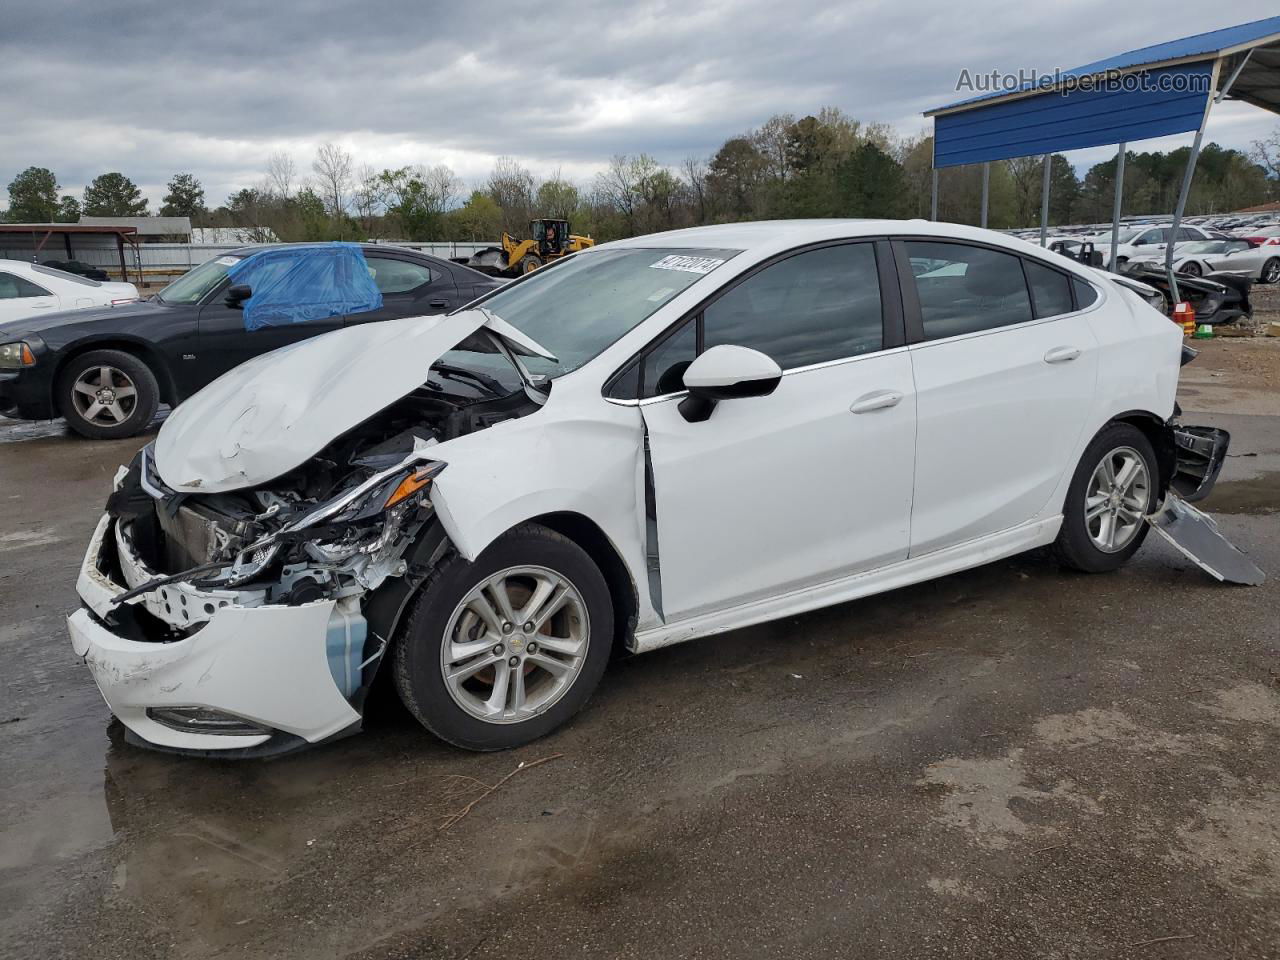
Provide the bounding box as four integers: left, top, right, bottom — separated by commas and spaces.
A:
595, 219, 1070, 259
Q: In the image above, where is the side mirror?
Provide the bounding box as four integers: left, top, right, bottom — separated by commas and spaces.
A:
224, 283, 252, 308
678, 345, 782, 423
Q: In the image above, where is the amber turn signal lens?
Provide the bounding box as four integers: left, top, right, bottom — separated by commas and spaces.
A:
21, 344, 36, 365
384, 467, 437, 508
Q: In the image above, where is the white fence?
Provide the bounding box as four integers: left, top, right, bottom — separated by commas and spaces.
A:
0, 239, 498, 280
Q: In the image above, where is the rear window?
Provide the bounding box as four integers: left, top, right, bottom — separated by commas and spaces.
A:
33, 264, 101, 287
1072, 278, 1099, 309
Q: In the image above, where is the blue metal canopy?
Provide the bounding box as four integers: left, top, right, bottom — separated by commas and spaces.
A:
925, 16, 1280, 168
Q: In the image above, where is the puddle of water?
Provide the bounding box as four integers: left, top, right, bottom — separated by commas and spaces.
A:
0, 409, 168, 445
1201, 472, 1280, 515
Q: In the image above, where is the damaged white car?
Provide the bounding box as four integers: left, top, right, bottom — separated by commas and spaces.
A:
69, 221, 1249, 756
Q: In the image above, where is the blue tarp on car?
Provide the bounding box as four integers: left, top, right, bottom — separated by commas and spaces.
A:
227, 243, 382, 332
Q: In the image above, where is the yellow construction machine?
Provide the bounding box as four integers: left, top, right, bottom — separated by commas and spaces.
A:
465, 219, 594, 277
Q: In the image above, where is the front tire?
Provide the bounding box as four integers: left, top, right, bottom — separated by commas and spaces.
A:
1052, 423, 1157, 573
393, 523, 613, 751
57, 349, 160, 440
520, 254, 542, 275
1262, 258, 1280, 285
1179, 261, 1202, 277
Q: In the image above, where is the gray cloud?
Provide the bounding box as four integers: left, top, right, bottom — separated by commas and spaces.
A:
3, 0, 1277, 207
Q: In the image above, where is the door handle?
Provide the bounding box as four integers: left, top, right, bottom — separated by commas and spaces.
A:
1044, 346, 1081, 364
849, 390, 903, 414
428, 299, 448, 308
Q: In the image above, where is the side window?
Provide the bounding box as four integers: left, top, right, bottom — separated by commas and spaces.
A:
0, 272, 51, 299
1177, 228, 1198, 241
1072, 278, 1099, 309
1023, 260, 1074, 318
640, 321, 697, 398
905, 241, 1033, 339
365, 257, 433, 294
701, 243, 882, 369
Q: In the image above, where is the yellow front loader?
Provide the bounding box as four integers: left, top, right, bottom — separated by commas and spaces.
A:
466, 219, 594, 277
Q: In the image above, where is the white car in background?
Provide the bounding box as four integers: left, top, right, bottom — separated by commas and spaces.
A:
1125, 238, 1280, 283
69, 220, 1235, 757
1089, 224, 1214, 269
0, 259, 138, 325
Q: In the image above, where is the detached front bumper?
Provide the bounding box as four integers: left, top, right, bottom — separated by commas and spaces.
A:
69, 514, 362, 756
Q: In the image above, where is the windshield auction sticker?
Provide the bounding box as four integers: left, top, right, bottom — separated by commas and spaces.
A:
650, 255, 726, 274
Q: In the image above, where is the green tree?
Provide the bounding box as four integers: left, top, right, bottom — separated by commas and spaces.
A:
159, 173, 207, 218
55, 195, 81, 223
449, 191, 503, 241
7, 166, 60, 221
836, 142, 908, 218
536, 177, 579, 221
82, 172, 148, 216
706, 137, 766, 219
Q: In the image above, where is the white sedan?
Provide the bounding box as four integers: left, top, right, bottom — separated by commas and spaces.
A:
1125, 239, 1280, 283
68, 220, 1233, 756
0, 259, 138, 325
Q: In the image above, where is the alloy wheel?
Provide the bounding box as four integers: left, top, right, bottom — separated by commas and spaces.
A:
1264, 259, 1280, 284
440, 565, 589, 724
71, 365, 138, 425
1084, 446, 1150, 553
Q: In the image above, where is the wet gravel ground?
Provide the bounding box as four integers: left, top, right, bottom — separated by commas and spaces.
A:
1, 358, 1277, 960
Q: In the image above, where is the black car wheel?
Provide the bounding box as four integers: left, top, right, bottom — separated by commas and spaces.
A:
1179, 261, 1203, 277
393, 523, 613, 751
1263, 258, 1280, 285
1052, 423, 1157, 574
57, 349, 160, 440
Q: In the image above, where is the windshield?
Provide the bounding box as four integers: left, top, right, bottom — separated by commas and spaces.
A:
1181, 241, 1224, 254
32, 264, 101, 287
477, 247, 740, 378
156, 255, 243, 304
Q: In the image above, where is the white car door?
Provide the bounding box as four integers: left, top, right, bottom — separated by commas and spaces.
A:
0, 270, 58, 324
900, 241, 1099, 556
632, 242, 916, 622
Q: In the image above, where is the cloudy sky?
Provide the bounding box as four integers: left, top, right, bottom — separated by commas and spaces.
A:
3, 1, 1278, 208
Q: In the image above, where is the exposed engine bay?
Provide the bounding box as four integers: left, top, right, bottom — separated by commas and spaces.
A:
104, 371, 542, 636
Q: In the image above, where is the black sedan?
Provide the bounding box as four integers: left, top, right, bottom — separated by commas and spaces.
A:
0, 244, 500, 438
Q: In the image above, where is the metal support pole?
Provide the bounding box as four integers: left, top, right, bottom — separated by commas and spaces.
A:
980, 162, 990, 229
1167, 58, 1224, 304
1109, 143, 1126, 273
930, 168, 938, 221
1039, 154, 1052, 248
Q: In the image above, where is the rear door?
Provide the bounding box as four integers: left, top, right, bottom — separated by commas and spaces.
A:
899, 240, 1099, 556
0, 272, 57, 324
342, 254, 460, 327
632, 241, 917, 622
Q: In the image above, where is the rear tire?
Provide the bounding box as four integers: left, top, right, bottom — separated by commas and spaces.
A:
1052, 423, 1157, 574
56, 349, 160, 440
393, 523, 612, 751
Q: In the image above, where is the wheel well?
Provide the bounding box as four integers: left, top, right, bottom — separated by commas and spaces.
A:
1110, 411, 1175, 494
52, 340, 176, 407
530, 512, 638, 655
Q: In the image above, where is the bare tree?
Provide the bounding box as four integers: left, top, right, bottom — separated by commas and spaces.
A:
682, 156, 709, 224
753, 114, 795, 182
312, 142, 353, 218
352, 164, 385, 236
266, 152, 297, 200
1252, 126, 1280, 180
594, 155, 639, 230
486, 157, 536, 234
419, 164, 462, 214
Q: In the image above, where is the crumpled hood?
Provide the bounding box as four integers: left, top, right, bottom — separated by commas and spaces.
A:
154, 310, 550, 493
